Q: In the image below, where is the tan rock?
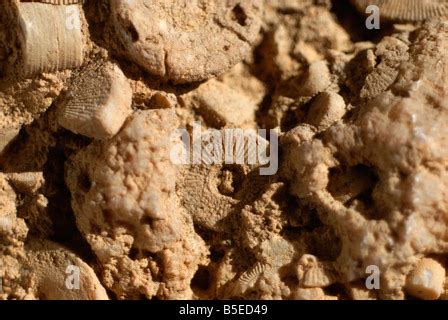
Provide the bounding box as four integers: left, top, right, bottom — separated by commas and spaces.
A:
405, 258, 446, 300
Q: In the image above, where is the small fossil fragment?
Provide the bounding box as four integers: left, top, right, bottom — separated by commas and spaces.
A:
360, 37, 409, 99
297, 254, 335, 288
110, 0, 264, 83
351, 0, 448, 21
231, 261, 268, 296
58, 61, 133, 139
26, 241, 109, 300
405, 258, 446, 300
16, 3, 84, 77
306, 92, 346, 131
179, 164, 239, 231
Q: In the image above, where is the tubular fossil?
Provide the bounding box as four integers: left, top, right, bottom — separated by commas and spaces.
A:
16, 2, 84, 77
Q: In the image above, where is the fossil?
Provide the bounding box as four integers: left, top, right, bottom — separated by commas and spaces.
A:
58, 61, 133, 139
231, 261, 269, 296
297, 254, 335, 288
109, 0, 263, 83
26, 241, 109, 300
360, 37, 409, 99
16, 3, 84, 77
178, 130, 270, 231
350, 0, 448, 22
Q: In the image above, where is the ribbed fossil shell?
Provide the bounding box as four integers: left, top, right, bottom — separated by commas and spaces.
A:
238, 262, 268, 286
178, 130, 270, 230
302, 265, 335, 288
230, 261, 269, 296
297, 254, 335, 288
58, 61, 133, 139
179, 164, 239, 231
17, 3, 84, 77
351, 0, 448, 21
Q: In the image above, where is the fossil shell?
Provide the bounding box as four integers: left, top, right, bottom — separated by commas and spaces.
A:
179, 164, 238, 231
26, 241, 109, 300
110, 0, 263, 83
297, 254, 335, 288
178, 130, 270, 230
17, 3, 84, 77
238, 262, 268, 286
351, 0, 448, 22
58, 61, 133, 139
231, 261, 268, 296
302, 265, 335, 288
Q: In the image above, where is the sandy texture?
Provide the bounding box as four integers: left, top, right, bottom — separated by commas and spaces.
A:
0, 0, 447, 300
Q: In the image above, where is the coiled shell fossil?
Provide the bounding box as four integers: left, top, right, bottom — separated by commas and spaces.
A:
58, 61, 133, 139
350, 0, 448, 22
110, 0, 264, 83
17, 3, 84, 77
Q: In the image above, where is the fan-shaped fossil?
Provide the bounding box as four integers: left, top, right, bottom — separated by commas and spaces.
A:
179, 164, 239, 231
58, 61, 133, 139
178, 129, 270, 230
16, 3, 84, 77
350, 0, 448, 22
297, 254, 335, 288
109, 0, 264, 83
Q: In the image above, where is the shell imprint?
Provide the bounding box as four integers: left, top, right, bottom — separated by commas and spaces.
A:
58, 62, 133, 139
17, 3, 84, 77
351, 0, 448, 21
178, 129, 270, 230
